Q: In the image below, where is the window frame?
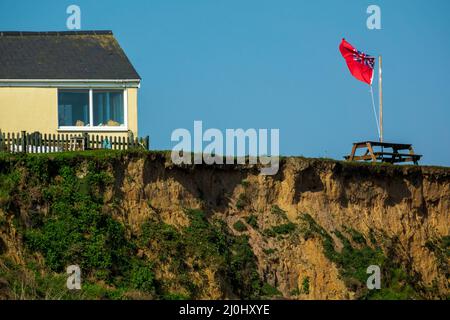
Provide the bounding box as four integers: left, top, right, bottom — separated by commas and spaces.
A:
57, 88, 128, 132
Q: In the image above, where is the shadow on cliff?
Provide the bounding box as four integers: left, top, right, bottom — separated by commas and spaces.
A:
333, 163, 429, 217
139, 153, 284, 216
293, 165, 325, 203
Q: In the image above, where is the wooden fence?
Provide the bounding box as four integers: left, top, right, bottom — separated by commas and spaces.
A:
0, 130, 150, 154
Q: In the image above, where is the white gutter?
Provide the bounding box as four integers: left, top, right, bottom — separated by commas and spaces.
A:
0, 79, 141, 88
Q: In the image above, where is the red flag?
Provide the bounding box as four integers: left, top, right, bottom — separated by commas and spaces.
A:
339, 39, 375, 85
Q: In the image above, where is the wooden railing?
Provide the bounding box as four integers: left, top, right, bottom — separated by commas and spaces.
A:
0, 130, 150, 153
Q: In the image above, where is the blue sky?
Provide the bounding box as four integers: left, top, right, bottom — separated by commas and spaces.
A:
1, 0, 449, 165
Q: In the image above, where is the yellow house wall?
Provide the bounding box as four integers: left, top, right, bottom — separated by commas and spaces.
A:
0, 87, 138, 138
126, 87, 138, 136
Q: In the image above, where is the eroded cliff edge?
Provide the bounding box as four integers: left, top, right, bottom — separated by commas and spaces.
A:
0, 151, 449, 299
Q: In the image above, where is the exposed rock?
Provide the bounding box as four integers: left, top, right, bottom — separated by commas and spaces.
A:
0, 153, 448, 299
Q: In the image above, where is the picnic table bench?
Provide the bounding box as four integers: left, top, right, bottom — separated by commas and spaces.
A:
344, 141, 422, 165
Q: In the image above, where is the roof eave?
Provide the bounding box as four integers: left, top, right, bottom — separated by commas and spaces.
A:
0, 79, 141, 89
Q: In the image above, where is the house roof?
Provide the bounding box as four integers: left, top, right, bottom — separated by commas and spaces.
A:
0, 31, 140, 80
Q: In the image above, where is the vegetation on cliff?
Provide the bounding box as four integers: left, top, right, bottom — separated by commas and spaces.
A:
0, 151, 448, 299
299, 213, 421, 299
0, 152, 269, 299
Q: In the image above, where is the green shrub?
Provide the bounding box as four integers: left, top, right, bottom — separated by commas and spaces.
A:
262, 248, 275, 255
345, 227, 367, 245
24, 165, 133, 284
261, 283, 281, 297
290, 287, 300, 296
263, 222, 296, 237
0, 171, 20, 208
129, 262, 155, 293
241, 179, 250, 188
368, 229, 377, 245
302, 277, 310, 295
233, 220, 248, 232
425, 235, 450, 278
236, 193, 247, 210
270, 205, 287, 219
245, 214, 259, 229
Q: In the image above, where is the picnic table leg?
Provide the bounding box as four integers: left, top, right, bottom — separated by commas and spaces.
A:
391, 147, 398, 164
366, 142, 377, 162
348, 144, 357, 161
408, 146, 419, 165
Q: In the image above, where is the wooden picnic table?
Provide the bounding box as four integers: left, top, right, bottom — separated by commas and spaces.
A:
344, 141, 422, 165
69, 136, 86, 151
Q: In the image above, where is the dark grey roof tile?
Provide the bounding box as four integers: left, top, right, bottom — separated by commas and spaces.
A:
0, 31, 140, 80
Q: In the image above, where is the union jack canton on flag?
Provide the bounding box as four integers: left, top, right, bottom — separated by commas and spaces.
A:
339, 39, 375, 85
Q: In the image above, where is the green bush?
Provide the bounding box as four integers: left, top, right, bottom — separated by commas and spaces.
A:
233, 220, 248, 232
425, 235, 450, 278
290, 287, 300, 296
261, 283, 281, 297
302, 277, 310, 295
129, 262, 155, 293
0, 171, 20, 208
345, 227, 367, 245
24, 165, 133, 284
245, 215, 259, 229
236, 193, 247, 210
262, 248, 275, 255
263, 222, 296, 237
241, 179, 250, 188
270, 205, 287, 219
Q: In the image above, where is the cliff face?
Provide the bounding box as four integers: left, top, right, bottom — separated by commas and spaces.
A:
0, 152, 449, 299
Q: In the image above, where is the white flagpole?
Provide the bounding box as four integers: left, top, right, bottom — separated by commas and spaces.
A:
370, 86, 380, 139
379, 55, 383, 142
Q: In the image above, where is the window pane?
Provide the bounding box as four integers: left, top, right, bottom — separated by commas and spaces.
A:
58, 90, 90, 127
93, 91, 124, 126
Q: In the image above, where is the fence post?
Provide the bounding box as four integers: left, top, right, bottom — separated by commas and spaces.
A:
83, 132, 89, 151
6, 131, 9, 152
128, 131, 134, 150
144, 136, 150, 150
21, 130, 27, 153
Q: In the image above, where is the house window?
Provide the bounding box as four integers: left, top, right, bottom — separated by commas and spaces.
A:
93, 91, 124, 127
58, 89, 127, 131
58, 90, 90, 127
